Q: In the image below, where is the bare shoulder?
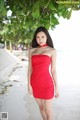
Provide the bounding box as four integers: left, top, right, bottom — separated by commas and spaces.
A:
48, 47, 57, 56
30, 47, 37, 55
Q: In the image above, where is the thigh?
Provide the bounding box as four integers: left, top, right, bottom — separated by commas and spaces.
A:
35, 98, 44, 107
44, 99, 53, 111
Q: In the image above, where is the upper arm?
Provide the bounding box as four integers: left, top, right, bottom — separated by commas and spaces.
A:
28, 47, 36, 71
28, 48, 32, 71
51, 49, 57, 73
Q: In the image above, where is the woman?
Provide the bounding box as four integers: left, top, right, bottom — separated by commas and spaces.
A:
28, 26, 59, 120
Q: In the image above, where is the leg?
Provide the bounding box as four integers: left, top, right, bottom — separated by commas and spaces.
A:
35, 98, 47, 120
44, 99, 53, 120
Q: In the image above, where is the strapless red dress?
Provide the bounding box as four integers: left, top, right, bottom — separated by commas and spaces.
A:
30, 54, 54, 99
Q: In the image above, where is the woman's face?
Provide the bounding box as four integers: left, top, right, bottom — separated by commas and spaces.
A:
36, 32, 47, 46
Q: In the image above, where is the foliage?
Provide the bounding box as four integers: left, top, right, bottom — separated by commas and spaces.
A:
0, 0, 80, 45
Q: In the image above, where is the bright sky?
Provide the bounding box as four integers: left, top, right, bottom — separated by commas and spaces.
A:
49, 10, 80, 51
49, 10, 80, 86
7, 10, 12, 16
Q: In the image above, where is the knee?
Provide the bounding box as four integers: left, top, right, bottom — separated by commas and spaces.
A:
45, 109, 52, 115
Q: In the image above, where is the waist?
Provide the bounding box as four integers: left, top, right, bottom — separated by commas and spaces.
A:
32, 68, 49, 72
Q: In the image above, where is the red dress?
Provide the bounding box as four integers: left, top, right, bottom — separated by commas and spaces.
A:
30, 54, 54, 99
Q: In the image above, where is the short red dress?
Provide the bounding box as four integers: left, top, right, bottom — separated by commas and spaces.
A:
30, 54, 54, 99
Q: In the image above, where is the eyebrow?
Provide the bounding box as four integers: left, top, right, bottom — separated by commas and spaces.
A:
36, 35, 45, 37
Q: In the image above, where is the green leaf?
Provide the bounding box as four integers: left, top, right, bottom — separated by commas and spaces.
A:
48, 0, 57, 11
0, 0, 7, 16
0, 0, 4, 11
50, 16, 59, 25
66, 9, 72, 19
40, 0, 47, 8
45, 23, 50, 29
32, 1, 40, 18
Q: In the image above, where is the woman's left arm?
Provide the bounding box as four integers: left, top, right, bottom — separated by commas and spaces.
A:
51, 49, 59, 98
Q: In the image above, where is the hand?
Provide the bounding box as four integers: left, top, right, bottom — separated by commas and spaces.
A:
55, 88, 59, 98
28, 84, 33, 95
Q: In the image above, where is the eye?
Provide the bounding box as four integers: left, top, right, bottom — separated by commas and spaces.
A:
36, 36, 39, 39
42, 36, 45, 38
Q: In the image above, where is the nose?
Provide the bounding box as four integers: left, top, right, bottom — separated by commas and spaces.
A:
39, 38, 43, 42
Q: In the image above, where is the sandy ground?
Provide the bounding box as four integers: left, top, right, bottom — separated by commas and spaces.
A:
0, 51, 80, 120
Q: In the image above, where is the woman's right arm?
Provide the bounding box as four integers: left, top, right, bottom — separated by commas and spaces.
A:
27, 48, 33, 95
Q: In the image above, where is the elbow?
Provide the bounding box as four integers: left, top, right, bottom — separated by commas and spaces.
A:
51, 70, 56, 75
30, 68, 32, 73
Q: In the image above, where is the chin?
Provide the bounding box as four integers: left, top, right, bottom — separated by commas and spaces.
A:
39, 43, 45, 46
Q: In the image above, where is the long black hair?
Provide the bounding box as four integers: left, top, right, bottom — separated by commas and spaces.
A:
31, 26, 54, 48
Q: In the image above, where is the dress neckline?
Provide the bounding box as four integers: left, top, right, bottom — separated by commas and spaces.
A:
32, 54, 51, 58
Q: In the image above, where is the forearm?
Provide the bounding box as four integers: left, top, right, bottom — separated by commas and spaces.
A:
27, 67, 33, 95
28, 67, 32, 86
52, 71, 59, 98
52, 71, 58, 89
